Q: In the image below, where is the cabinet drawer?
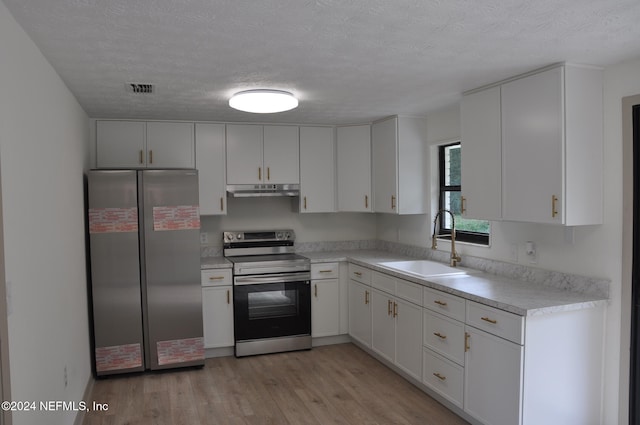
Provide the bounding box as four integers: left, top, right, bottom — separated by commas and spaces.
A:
466, 301, 524, 344
396, 278, 422, 306
423, 348, 464, 408
201, 269, 232, 287
349, 263, 371, 285
311, 262, 339, 279
372, 271, 395, 293
423, 310, 465, 366
423, 287, 465, 321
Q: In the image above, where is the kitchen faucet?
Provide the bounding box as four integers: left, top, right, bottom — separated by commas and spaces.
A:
431, 209, 462, 267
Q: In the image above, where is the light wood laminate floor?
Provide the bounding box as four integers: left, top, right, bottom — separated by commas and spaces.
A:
83, 343, 470, 425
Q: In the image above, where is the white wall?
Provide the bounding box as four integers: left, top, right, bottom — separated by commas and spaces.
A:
0, 2, 90, 425
383, 60, 640, 424
201, 197, 376, 248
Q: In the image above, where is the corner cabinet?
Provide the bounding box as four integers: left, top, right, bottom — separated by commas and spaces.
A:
299, 126, 336, 213
226, 124, 299, 185
195, 123, 226, 215
372, 116, 427, 214
96, 120, 195, 169
336, 125, 372, 212
461, 64, 603, 225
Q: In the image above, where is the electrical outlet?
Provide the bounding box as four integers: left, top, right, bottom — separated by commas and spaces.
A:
64, 365, 68, 388
525, 241, 537, 264
200, 232, 208, 244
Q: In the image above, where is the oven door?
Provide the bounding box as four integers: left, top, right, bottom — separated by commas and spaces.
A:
233, 272, 311, 342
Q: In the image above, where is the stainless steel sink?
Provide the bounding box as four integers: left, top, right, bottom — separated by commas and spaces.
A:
378, 260, 467, 278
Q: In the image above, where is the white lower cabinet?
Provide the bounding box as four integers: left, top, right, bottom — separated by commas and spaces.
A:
201, 269, 234, 349
311, 263, 340, 338
370, 272, 423, 381
464, 325, 524, 425
349, 262, 604, 425
348, 279, 371, 347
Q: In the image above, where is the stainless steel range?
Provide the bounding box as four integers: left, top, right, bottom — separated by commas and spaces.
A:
224, 230, 311, 357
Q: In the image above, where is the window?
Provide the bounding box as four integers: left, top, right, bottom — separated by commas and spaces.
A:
438, 142, 490, 245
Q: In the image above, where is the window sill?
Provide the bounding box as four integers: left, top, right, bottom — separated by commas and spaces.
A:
436, 234, 490, 248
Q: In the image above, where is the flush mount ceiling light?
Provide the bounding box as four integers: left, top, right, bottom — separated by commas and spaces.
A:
229, 89, 298, 113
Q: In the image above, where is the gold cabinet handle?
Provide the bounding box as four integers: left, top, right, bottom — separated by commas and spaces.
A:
552, 195, 558, 218
433, 372, 446, 381
365, 195, 369, 209
139, 150, 144, 164
318, 270, 333, 273
387, 300, 393, 316
267, 167, 270, 181
481, 316, 497, 324
393, 302, 398, 318
391, 195, 396, 210
226, 289, 230, 304
314, 284, 318, 298
220, 197, 224, 211
365, 290, 369, 305
434, 332, 447, 340
149, 149, 153, 164
209, 276, 225, 281
304, 196, 307, 210
461, 196, 466, 214
353, 271, 362, 277
465, 332, 470, 352
258, 167, 262, 181
434, 300, 448, 307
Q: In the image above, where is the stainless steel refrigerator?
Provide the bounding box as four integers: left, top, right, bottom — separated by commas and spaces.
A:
87, 169, 204, 376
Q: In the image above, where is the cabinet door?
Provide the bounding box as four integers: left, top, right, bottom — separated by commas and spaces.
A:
96, 120, 146, 168
202, 286, 234, 348
371, 290, 395, 364
299, 126, 335, 212
226, 124, 263, 184
348, 280, 371, 347
196, 123, 226, 215
263, 125, 299, 184
311, 278, 340, 337
464, 326, 524, 425
460, 86, 502, 221
337, 125, 372, 212
394, 297, 422, 380
372, 117, 398, 213
501, 67, 563, 224
146, 122, 195, 168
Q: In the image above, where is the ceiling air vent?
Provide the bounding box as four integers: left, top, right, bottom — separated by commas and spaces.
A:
127, 83, 154, 94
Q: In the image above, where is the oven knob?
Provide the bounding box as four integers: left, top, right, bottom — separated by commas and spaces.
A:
284, 232, 290, 239
276, 232, 283, 240
236, 233, 243, 240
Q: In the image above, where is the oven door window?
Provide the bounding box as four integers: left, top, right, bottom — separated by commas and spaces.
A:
234, 280, 311, 341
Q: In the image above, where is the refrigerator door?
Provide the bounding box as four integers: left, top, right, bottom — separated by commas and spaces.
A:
88, 170, 145, 375
140, 170, 204, 369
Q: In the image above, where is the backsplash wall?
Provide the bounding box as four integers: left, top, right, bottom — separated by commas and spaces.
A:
200, 196, 377, 250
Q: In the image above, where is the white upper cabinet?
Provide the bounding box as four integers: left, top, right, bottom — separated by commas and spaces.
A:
226, 124, 263, 184
195, 123, 226, 215
263, 125, 300, 184
337, 125, 372, 212
226, 124, 299, 185
299, 126, 336, 213
460, 86, 502, 221
461, 64, 603, 225
96, 120, 195, 169
372, 116, 427, 214
96, 120, 146, 168
502, 65, 602, 225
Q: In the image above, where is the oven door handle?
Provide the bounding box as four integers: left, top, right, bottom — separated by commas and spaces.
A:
234, 272, 311, 286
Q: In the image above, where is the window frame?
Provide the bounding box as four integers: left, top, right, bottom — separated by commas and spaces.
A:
438, 142, 490, 245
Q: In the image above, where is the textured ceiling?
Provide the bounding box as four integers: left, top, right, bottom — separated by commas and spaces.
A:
3, 0, 640, 124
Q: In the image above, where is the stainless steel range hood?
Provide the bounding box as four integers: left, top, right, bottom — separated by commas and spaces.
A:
226, 184, 300, 198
